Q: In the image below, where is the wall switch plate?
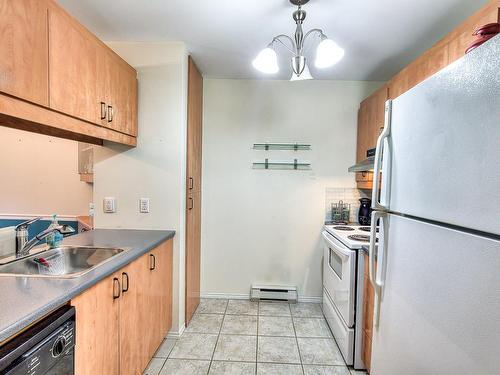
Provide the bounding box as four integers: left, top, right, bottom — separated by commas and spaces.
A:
103, 197, 116, 213
139, 198, 150, 213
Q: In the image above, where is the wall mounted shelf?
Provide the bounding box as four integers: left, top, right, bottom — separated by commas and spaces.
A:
253, 142, 311, 151
253, 159, 311, 170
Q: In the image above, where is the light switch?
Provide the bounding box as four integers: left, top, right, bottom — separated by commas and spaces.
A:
103, 197, 116, 213
139, 198, 150, 213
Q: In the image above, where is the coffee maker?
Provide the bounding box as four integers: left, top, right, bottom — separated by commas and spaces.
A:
358, 198, 372, 225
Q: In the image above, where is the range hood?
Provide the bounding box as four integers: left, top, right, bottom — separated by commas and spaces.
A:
348, 148, 376, 173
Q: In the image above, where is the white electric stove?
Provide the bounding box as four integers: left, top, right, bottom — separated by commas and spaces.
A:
324, 224, 378, 249
322, 224, 378, 369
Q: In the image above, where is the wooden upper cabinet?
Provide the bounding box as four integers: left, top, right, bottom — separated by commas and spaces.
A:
389, 1, 500, 99
389, 44, 448, 99
48, 4, 100, 124
356, 85, 388, 189
98, 47, 138, 136
0, 0, 49, 106
48, 1, 138, 136
356, 85, 387, 190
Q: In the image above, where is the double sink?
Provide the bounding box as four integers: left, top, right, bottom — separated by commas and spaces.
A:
0, 246, 127, 278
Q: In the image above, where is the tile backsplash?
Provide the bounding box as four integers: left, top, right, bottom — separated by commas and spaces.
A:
325, 188, 370, 224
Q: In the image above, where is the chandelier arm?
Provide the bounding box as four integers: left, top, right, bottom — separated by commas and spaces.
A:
271, 34, 296, 55
302, 29, 325, 46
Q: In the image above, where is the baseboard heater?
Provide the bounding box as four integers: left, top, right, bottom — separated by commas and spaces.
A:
250, 285, 298, 303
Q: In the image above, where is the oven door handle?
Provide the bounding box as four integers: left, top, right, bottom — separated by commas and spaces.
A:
322, 231, 352, 260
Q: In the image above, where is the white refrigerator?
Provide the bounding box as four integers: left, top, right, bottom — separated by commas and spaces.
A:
368, 35, 500, 375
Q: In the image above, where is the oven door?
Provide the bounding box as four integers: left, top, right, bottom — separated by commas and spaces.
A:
322, 231, 356, 327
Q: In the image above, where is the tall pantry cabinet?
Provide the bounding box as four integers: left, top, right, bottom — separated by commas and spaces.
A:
185, 57, 203, 325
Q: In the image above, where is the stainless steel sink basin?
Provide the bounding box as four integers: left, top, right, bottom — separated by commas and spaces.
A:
0, 246, 127, 278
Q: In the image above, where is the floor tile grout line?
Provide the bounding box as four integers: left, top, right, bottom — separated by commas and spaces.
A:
290, 303, 306, 375
155, 334, 178, 374
206, 299, 228, 374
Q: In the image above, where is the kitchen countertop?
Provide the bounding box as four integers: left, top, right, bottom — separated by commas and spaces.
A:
0, 229, 175, 344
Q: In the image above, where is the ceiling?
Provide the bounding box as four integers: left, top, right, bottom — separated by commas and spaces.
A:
58, 0, 488, 81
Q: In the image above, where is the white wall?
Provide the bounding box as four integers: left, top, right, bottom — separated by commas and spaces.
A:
93, 42, 188, 335
0, 127, 92, 216
201, 79, 382, 300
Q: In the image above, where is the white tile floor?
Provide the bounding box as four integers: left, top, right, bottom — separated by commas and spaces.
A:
144, 299, 368, 375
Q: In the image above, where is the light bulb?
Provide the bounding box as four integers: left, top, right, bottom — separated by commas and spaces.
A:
315, 39, 344, 68
252, 48, 279, 74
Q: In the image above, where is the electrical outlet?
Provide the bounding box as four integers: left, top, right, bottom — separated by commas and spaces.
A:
103, 197, 116, 213
139, 198, 150, 213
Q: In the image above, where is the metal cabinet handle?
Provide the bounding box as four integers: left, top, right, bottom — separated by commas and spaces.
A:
188, 197, 194, 210
150, 254, 156, 271
100, 102, 106, 120
112, 277, 121, 299
107, 105, 114, 122
122, 272, 129, 293
372, 100, 392, 210
189, 177, 194, 190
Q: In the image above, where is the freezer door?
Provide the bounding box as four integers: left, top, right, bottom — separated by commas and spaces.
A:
371, 214, 500, 375
380, 35, 500, 235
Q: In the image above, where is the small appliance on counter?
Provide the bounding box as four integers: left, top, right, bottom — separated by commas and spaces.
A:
357, 198, 372, 225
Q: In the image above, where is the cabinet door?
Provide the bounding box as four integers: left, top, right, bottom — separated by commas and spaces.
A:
0, 0, 49, 106
362, 253, 375, 373
356, 86, 387, 189
187, 57, 203, 193
119, 254, 151, 375
389, 44, 448, 99
71, 273, 120, 375
48, 4, 100, 124
148, 240, 173, 355
98, 49, 138, 136
186, 191, 201, 324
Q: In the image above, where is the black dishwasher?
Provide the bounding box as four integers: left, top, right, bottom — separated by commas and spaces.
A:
0, 306, 75, 375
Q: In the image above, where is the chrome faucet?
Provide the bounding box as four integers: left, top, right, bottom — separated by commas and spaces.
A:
15, 219, 75, 257
15, 217, 41, 256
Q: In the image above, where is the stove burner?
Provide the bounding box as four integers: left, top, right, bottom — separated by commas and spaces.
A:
359, 227, 379, 233
333, 226, 355, 231
348, 234, 373, 242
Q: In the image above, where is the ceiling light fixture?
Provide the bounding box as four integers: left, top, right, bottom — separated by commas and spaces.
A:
252, 0, 344, 81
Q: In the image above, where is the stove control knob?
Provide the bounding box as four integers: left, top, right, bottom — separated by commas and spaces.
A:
51, 336, 66, 357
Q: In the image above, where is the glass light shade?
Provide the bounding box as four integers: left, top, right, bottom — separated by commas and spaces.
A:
290, 63, 313, 81
315, 39, 345, 68
252, 48, 279, 74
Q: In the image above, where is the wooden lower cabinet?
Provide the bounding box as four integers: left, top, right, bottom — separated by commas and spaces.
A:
71, 239, 173, 375
148, 240, 173, 357
362, 252, 375, 373
119, 254, 150, 375
71, 273, 121, 375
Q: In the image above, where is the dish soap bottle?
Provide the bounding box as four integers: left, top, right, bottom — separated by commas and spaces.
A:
46, 214, 63, 248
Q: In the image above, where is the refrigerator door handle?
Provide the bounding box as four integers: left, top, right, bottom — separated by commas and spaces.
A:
369, 210, 387, 328
372, 100, 393, 210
